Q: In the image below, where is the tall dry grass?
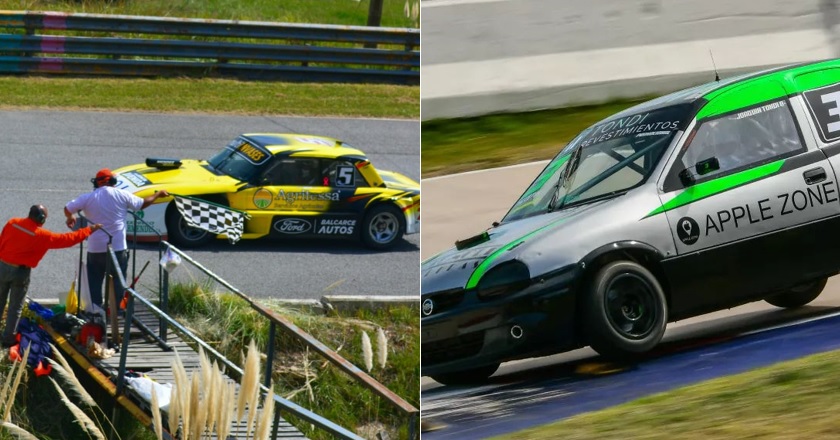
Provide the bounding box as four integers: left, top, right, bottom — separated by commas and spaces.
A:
0, 337, 282, 440
161, 339, 277, 440
0, 346, 32, 438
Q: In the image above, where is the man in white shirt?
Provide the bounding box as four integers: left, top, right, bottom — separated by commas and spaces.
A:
64, 169, 169, 308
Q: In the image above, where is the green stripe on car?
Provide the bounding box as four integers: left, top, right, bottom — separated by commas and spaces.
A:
645, 159, 785, 218
465, 217, 571, 290
697, 59, 840, 120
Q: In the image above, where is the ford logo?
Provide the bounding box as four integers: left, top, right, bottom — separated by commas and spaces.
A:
422, 298, 434, 316
273, 218, 312, 234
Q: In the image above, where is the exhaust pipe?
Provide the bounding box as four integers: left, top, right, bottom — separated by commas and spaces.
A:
510, 325, 524, 339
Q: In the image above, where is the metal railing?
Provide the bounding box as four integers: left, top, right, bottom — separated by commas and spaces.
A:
0, 11, 419, 85
88, 212, 419, 439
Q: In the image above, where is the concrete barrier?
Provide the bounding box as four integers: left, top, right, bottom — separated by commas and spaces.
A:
321, 295, 420, 314
421, 0, 840, 120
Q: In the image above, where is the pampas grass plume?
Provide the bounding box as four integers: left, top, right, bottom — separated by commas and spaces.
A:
50, 378, 105, 440
47, 344, 95, 407
255, 382, 275, 440
205, 360, 221, 433
150, 386, 163, 440
46, 358, 97, 408
376, 327, 388, 370
188, 373, 201, 440
0, 421, 39, 440
4, 346, 29, 422
169, 350, 188, 438
361, 330, 373, 372
245, 386, 260, 436
215, 380, 236, 440
192, 379, 209, 440
199, 346, 210, 389
237, 340, 261, 422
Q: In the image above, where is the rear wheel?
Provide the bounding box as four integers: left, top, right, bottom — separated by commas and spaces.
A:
585, 261, 667, 359
430, 363, 500, 386
165, 202, 215, 248
361, 204, 404, 250
765, 278, 827, 308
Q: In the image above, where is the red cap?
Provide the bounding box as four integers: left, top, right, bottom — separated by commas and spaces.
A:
95, 168, 114, 180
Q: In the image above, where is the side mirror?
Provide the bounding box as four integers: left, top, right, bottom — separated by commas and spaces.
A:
679, 157, 720, 186
679, 168, 695, 186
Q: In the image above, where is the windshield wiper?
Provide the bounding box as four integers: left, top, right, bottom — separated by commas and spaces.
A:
547, 146, 583, 213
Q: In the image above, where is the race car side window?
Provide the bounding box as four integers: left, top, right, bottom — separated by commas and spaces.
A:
261, 158, 322, 186
322, 160, 368, 188
665, 98, 805, 190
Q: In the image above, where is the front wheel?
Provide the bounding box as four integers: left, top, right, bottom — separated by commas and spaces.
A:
430, 363, 500, 386
765, 278, 827, 308
361, 204, 404, 250
165, 202, 215, 248
584, 261, 667, 359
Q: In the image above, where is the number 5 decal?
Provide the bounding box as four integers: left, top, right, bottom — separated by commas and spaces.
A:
336, 166, 355, 187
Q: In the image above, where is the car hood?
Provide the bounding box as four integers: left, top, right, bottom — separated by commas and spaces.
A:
421, 200, 607, 294
113, 159, 243, 196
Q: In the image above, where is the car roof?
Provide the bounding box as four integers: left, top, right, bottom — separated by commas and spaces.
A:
603, 58, 840, 123
240, 133, 366, 157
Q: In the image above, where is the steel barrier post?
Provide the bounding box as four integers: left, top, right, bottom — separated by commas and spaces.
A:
265, 321, 276, 388
161, 268, 169, 342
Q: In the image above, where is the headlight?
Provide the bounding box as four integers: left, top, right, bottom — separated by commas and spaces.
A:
476, 261, 531, 300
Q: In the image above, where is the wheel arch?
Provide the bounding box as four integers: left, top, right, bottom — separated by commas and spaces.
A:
578, 241, 672, 309
364, 200, 406, 232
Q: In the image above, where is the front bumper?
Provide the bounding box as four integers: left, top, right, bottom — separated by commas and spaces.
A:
421, 267, 581, 377
403, 200, 420, 235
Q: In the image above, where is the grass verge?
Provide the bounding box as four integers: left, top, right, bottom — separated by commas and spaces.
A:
0, 1, 419, 120
493, 349, 840, 440
421, 99, 650, 177
168, 282, 419, 440
0, 0, 418, 28
0, 77, 419, 119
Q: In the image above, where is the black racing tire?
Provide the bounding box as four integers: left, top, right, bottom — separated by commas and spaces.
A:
361, 204, 405, 250
430, 363, 500, 386
765, 278, 827, 309
165, 202, 215, 248
584, 261, 667, 359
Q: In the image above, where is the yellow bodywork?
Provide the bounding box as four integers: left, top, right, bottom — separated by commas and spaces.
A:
113, 133, 419, 243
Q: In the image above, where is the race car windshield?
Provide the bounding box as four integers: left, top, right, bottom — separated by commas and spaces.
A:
208, 138, 271, 182
504, 106, 689, 222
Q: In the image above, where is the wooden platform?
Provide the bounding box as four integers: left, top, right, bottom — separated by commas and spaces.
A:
46, 300, 307, 440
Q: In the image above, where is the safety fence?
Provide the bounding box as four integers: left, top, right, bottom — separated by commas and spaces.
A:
0, 11, 419, 85
109, 213, 418, 438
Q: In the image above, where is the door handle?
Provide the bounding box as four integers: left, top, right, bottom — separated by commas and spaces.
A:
803, 167, 827, 185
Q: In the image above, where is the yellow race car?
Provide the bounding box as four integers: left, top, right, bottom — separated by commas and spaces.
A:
113, 133, 420, 249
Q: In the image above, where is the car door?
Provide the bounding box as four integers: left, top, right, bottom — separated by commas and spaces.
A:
232, 156, 370, 238
658, 83, 840, 318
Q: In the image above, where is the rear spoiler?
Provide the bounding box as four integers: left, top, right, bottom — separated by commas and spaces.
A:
146, 158, 182, 170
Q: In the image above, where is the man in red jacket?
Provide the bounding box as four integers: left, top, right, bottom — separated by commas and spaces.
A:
0, 205, 102, 347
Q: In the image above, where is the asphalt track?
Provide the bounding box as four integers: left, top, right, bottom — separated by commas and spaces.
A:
0, 110, 419, 301
422, 306, 840, 439
421, 163, 840, 438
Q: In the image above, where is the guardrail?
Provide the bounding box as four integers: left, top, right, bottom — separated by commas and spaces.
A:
0, 11, 419, 85
159, 242, 420, 438
116, 212, 419, 438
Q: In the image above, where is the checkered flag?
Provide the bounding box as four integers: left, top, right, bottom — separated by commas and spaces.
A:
174, 195, 249, 244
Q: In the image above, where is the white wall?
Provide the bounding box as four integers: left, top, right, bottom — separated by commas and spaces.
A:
421, 0, 840, 120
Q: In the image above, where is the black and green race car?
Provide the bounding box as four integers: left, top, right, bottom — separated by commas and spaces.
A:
422, 58, 840, 385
